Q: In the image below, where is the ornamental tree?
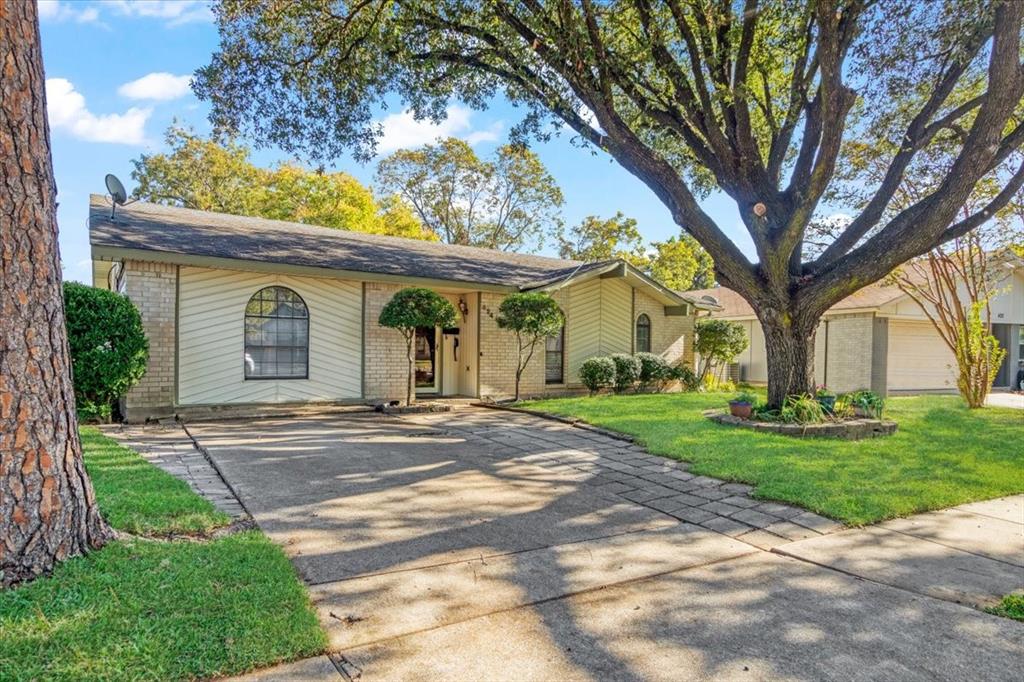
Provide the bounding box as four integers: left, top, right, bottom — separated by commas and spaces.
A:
196, 0, 1024, 407
694, 318, 749, 386
63, 283, 150, 422
378, 288, 458, 405
496, 293, 565, 400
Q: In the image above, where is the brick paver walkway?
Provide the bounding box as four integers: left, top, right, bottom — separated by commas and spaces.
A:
404, 406, 843, 547
101, 422, 247, 519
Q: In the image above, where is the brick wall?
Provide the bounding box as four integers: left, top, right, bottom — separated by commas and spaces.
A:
822, 313, 875, 392
363, 282, 413, 402
633, 290, 694, 367
121, 260, 177, 421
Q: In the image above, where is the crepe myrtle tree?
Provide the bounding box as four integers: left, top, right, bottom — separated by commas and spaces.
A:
496, 293, 565, 401
196, 0, 1024, 407
378, 288, 458, 406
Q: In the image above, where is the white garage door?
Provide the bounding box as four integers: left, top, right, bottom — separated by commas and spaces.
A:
886, 320, 957, 391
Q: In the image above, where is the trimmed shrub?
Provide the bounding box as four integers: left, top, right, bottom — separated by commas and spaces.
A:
635, 352, 672, 392
579, 357, 616, 395
670, 364, 700, 391
63, 282, 149, 421
609, 353, 641, 393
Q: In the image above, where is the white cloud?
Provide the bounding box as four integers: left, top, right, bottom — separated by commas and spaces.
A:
38, 1, 101, 23
46, 78, 151, 145
102, 0, 213, 27
376, 105, 503, 154
118, 72, 192, 101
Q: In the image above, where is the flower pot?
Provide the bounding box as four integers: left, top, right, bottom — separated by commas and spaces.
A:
729, 401, 752, 419
853, 406, 878, 419
817, 395, 836, 413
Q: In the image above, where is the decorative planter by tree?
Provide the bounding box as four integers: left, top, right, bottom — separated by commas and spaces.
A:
496, 293, 565, 401
378, 288, 458, 406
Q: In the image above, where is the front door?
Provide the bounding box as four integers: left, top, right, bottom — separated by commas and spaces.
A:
414, 327, 439, 394
441, 328, 460, 396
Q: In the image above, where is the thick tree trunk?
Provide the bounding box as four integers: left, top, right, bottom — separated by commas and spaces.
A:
1, 1, 110, 588
760, 310, 819, 409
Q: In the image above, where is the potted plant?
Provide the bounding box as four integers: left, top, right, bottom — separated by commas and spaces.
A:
728, 391, 758, 419
848, 390, 884, 418
815, 385, 837, 414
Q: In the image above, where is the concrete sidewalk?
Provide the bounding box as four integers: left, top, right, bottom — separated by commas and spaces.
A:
191, 410, 1022, 681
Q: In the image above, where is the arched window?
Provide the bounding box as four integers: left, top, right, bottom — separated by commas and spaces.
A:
545, 323, 565, 385
244, 286, 309, 379
635, 313, 652, 353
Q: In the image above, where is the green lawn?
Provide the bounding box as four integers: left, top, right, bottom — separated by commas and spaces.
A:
523, 393, 1023, 525
81, 427, 230, 536
0, 429, 326, 681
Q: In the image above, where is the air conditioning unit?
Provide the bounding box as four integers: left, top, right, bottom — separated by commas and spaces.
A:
725, 362, 741, 383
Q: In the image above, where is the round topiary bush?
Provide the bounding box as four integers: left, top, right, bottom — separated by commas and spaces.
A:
579, 356, 616, 395
609, 353, 642, 393
63, 282, 149, 421
634, 352, 672, 391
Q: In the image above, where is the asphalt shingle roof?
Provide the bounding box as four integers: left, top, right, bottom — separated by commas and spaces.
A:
88, 194, 593, 289
685, 282, 907, 317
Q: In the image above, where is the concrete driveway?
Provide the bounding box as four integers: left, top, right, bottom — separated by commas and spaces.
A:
186, 408, 1023, 681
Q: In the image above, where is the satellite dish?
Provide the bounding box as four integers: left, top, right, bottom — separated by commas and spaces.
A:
105, 174, 127, 204
104, 174, 133, 219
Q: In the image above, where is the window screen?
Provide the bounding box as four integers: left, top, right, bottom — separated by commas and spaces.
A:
244, 286, 309, 379
636, 314, 651, 353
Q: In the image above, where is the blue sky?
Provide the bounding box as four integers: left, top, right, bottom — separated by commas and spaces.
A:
40, 0, 750, 284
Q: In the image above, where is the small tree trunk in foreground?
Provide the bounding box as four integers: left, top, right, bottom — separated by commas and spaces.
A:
1, 0, 110, 588
405, 333, 415, 405
761, 313, 818, 409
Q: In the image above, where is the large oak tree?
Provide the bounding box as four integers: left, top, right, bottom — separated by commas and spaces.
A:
1, 0, 109, 587
196, 0, 1024, 406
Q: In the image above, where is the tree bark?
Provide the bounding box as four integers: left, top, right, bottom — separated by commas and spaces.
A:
405, 334, 415, 405
1, 0, 110, 588
759, 310, 819, 408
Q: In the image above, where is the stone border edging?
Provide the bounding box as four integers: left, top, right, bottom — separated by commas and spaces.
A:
473, 402, 636, 443
179, 421, 254, 519
704, 410, 898, 440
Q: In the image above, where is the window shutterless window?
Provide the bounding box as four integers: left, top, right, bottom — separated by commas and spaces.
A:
635, 313, 651, 353
243, 286, 309, 379
545, 325, 565, 384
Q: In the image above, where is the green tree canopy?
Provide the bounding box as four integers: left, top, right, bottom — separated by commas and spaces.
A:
132, 125, 433, 240
557, 212, 645, 263
560, 214, 713, 290
496, 293, 565, 400
378, 288, 459, 405
647, 234, 715, 291
63, 282, 149, 421
374, 137, 563, 252
196, 0, 1024, 407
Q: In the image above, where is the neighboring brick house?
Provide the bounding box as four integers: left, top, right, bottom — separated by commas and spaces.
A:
89, 195, 712, 421
689, 266, 1024, 395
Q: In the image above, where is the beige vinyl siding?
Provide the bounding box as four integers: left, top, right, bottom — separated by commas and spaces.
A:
564, 278, 634, 384
178, 266, 362, 404
886, 320, 957, 391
